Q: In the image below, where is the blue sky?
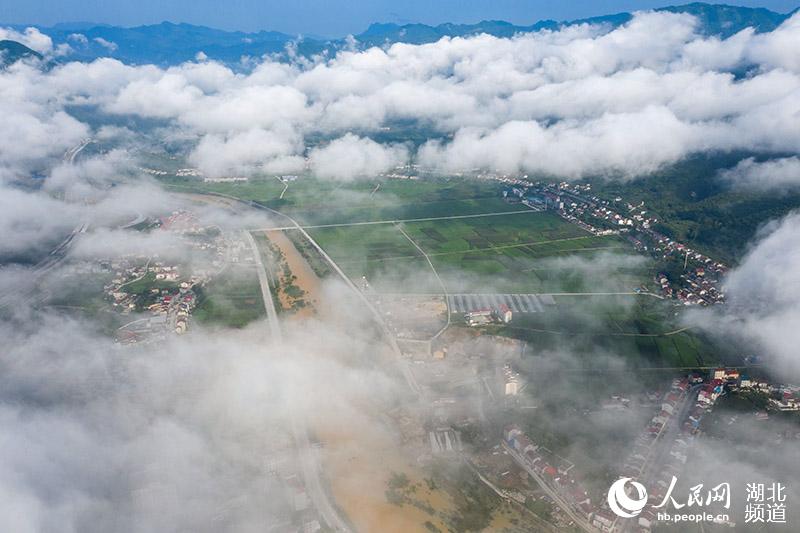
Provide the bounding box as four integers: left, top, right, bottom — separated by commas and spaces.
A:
2, 0, 798, 36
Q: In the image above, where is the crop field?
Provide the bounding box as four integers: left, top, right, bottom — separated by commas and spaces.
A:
307, 224, 441, 292
160, 174, 528, 225
310, 211, 641, 293
193, 264, 266, 328
402, 211, 640, 293
483, 296, 726, 368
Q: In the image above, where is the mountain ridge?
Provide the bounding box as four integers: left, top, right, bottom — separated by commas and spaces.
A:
2, 2, 796, 66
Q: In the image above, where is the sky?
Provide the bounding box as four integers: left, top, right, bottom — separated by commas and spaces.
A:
0, 0, 798, 36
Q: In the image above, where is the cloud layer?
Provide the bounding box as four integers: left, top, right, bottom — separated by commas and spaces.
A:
2, 10, 800, 180
700, 212, 800, 378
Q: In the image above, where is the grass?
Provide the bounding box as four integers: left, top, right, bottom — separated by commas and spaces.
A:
482, 296, 728, 368
310, 211, 640, 294
160, 174, 528, 225
193, 265, 265, 328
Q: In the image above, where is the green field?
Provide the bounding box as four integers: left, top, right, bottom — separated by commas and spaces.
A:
157, 171, 735, 368
402, 211, 637, 293
481, 296, 729, 368
309, 211, 641, 293
193, 264, 266, 328
161, 174, 528, 225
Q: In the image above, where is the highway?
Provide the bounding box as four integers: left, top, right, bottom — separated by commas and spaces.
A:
231, 193, 424, 396
243, 231, 281, 341
244, 229, 352, 532
0, 140, 92, 308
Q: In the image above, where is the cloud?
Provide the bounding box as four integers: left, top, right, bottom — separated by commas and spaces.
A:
1, 10, 796, 182
2, 10, 800, 528
720, 156, 800, 192
188, 127, 305, 177
309, 134, 408, 180
93, 37, 118, 53
697, 212, 800, 379
0, 27, 53, 54
68, 33, 89, 46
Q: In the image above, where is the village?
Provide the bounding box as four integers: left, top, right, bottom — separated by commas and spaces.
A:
458, 365, 800, 533
104, 210, 247, 343
498, 179, 728, 307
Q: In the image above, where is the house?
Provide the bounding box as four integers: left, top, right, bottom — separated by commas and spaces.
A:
504, 425, 522, 443
494, 304, 513, 324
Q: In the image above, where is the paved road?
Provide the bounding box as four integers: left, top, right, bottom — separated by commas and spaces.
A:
611, 384, 701, 532
243, 230, 282, 341
245, 229, 352, 532
247, 196, 424, 396
253, 208, 537, 231
0, 140, 92, 308
503, 442, 597, 533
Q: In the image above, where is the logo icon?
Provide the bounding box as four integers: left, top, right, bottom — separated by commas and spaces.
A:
608, 477, 648, 518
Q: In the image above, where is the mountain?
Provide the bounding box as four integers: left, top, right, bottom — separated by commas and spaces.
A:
355, 3, 792, 45
0, 40, 42, 66
36, 21, 308, 65
3, 2, 796, 66
658, 2, 791, 36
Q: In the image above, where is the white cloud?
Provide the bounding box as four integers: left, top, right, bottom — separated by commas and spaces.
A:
0, 26, 53, 54
67, 33, 88, 46
721, 157, 800, 192
92, 37, 118, 52
700, 212, 800, 379
309, 134, 408, 180
0, 10, 790, 182
188, 127, 304, 177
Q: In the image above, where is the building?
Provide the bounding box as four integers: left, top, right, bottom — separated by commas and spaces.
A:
495, 304, 513, 324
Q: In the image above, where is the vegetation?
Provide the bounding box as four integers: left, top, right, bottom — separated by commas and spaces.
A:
587, 153, 800, 265
161, 174, 527, 225
193, 265, 265, 328
284, 229, 333, 278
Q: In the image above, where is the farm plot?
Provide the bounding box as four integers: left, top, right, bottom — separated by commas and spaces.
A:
400, 212, 639, 293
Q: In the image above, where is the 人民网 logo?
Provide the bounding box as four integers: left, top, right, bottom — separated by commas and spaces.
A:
608, 477, 648, 518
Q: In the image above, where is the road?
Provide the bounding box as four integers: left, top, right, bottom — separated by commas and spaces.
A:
243, 231, 282, 341
502, 442, 597, 533
274, 176, 289, 199
63, 138, 91, 164
395, 223, 451, 341
610, 384, 701, 532
244, 229, 352, 532
639, 385, 701, 484
0, 140, 92, 308
243, 195, 424, 396
252, 208, 538, 231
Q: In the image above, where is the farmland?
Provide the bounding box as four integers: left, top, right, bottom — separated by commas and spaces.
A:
309, 211, 641, 294
159, 173, 726, 368
483, 295, 729, 368
159, 174, 529, 225
193, 263, 266, 328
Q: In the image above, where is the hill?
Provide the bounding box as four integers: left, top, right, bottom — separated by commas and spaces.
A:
0, 40, 42, 66
2, 3, 795, 65
354, 3, 791, 46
